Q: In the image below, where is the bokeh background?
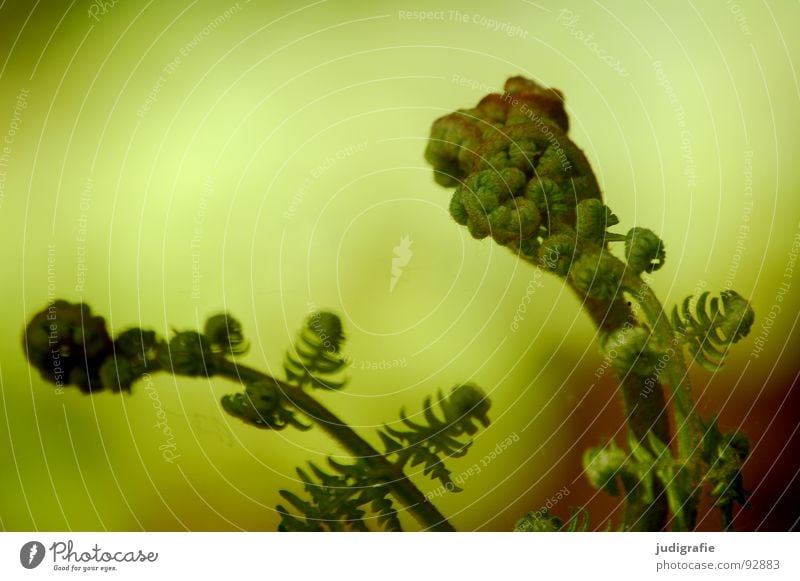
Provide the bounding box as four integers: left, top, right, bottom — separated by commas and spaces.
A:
1, 0, 798, 532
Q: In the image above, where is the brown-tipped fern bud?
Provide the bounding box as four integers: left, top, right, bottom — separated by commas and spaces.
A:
426, 76, 602, 250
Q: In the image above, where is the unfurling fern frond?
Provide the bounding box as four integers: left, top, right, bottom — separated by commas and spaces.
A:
204, 313, 249, 355
284, 311, 348, 390
378, 384, 491, 489
584, 431, 699, 531
221, 379, 310, 431
582, 439, 631, 497
671, 291, 755, 371
515, 507, 592, 532
700, 416, 750, 530
277, 458, 401, 532
625, 227, 665, 274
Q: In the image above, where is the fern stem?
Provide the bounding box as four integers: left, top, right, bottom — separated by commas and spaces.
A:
620, 273, 704, 530
515, 248, 671, 530
571, 290, 670, 531
620, 273, 703, 462
213, 357, 456, 531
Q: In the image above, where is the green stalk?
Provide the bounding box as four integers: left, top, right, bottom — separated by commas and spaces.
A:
621, 272, 703, 460
213, 357, 455, 532
620, 272, 705, 530
571, 289, 670, 531
518, 248, 671, 530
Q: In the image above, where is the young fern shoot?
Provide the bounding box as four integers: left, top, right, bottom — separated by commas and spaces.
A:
424, 76, 755, 531
22, 74, 754, 532
22, 303, 491, 531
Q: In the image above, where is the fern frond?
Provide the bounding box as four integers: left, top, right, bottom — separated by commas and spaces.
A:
563, 507, 591, 531
625, 227, 665, 274
514, 509, 564, 532
515, 507, 610, 532
204, 313, 249, 355
671, 290, 755, 371
284, 311, 348, 390
221, 379, 311, 431
700, 416, 750, 530
277, 458, 401, 532
582, 439, 629, 497
379, 384, 491, 489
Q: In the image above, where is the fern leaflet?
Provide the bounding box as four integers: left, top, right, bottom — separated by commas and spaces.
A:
671, 290, 755, 371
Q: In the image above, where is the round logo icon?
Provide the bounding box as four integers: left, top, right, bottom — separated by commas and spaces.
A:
20, 541, 46, 569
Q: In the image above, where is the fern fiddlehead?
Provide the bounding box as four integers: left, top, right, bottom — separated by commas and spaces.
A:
23, 302, 492, 531
671, 290, 755, 371
277, 459, 401, 532
215, 315, 489, 532
21, 74, 757, 533
284, 311, 348, 390
426, 76, 755, 531
269, 315, 491, 530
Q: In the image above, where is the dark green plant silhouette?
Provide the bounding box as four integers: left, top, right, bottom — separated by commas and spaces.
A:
22, 76, 754, 531
23, 302, 489, 531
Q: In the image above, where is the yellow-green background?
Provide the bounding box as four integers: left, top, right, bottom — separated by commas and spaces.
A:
1, 0, 798, 531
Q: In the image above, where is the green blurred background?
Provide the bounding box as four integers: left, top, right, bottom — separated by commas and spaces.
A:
1, 0, 798, 531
